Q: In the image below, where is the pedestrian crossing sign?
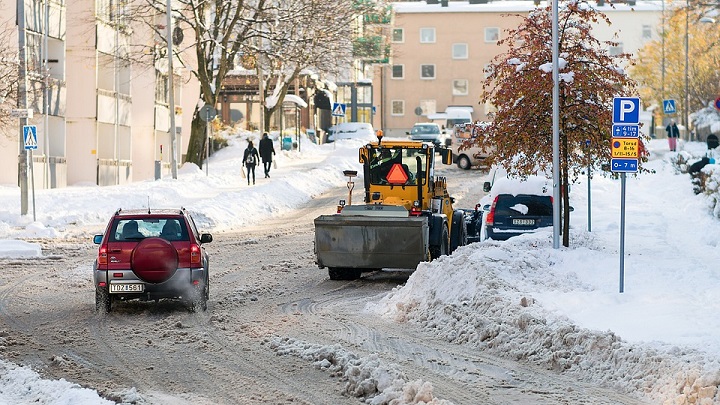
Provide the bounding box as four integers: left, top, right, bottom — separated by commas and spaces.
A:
331, 103, 346, 117
663, 99, 676, 114
23, 125, 38, 150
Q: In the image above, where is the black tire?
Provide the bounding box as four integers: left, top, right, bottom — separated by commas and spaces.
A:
95, 287, 111, 313
430, 226, 449, 260
457, 155, 471, 170
190, 279, 208, 312
450, 211, 468, 253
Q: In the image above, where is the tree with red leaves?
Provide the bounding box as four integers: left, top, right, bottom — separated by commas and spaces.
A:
480, 2, 642, 247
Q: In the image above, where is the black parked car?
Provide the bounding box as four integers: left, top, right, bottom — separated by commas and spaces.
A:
484, 193, 553, 241
480, 170, 555, 241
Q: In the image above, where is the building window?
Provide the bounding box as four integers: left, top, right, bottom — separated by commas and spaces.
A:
391, 100, 404, 116
609, 43, 624, 56
420, 100, 437, 116
392, 28, 404, 43
420, 64, 435, 79
391, 64, 404, 79
155, 70, 168, 104
642, 25, 652, 39
26, 33, 41, 73
97, 0, 129, 24
485, 27, 499, 43
420, 28, 435, 43
452, 79, 469, 96
452, 43, 468, 59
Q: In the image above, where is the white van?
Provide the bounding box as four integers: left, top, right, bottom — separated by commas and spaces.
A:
427, 107, 473, 134
450, 122, 492, 170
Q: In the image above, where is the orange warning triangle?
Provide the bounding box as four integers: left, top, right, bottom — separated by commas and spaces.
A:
386, 163, 409, 185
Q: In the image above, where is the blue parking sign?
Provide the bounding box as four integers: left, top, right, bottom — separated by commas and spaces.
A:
613, 97, 640, 124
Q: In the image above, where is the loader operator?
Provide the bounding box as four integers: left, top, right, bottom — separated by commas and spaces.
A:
370, 148, 401, 184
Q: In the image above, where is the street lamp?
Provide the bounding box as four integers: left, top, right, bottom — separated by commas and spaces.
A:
685, 0, 690, 140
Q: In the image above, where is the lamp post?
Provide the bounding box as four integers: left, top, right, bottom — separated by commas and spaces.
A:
685, 0, 690, 140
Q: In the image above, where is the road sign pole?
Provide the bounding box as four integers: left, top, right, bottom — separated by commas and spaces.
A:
30, 149, 36, 221
619, 172, 626, 293
17, 0, 28, 216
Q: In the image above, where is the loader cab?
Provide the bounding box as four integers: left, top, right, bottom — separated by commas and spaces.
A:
362, 143, 432, 186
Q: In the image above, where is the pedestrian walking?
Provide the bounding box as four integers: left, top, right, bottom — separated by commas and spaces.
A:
258, 132, 276, 178
666, 119, 680, 152
242, 139, 260, 185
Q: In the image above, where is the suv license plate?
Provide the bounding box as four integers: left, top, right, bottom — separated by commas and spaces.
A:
513, 219, 535, 226
110, 283, 145, 293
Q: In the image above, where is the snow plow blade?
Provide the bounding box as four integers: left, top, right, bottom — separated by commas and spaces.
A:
314, 215, 429, 270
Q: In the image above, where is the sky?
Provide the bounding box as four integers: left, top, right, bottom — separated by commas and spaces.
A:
0, 130, 719, 404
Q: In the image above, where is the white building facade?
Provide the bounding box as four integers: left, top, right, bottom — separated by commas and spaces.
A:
1, 0, 198, 189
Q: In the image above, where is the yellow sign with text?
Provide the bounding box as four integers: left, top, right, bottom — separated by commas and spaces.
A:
611, 138, 639, 158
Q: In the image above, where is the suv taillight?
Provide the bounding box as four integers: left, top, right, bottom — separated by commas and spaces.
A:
98, 246, 108, 265
190, 244, 201, 265
486, 196, 499, 226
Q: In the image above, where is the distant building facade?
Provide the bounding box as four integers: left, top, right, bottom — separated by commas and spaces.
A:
374, 0, 663, 137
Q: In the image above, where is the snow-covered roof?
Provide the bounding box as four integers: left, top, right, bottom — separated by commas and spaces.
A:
283, 94, 308, 108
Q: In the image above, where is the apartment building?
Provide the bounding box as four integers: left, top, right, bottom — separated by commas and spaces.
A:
1, 0, 197, 189
375, 0, 663, 137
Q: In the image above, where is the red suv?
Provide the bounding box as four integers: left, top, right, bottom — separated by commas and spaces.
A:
92, 208, 213, 312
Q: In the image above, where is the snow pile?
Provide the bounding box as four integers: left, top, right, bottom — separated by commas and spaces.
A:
0, 240, 42, 258
269, 337, 452, 405
0, 359, 115, 404
368, 233, 720, 404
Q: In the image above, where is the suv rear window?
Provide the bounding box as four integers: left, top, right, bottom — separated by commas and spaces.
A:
494, 194, 552, 216
109, 218, 189, 242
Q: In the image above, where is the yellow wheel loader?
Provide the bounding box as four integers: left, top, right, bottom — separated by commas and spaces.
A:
314, 135, 471, 280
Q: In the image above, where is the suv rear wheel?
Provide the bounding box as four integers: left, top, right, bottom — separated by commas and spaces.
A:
95, 287, 111, 313
189, 278, 209, 312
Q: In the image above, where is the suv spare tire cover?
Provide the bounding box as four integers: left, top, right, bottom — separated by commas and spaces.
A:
131, 237, 179, 283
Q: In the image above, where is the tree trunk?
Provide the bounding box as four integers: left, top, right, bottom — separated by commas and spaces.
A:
264, 107, 272, 133
186, 113, 208, 167
561, 168, 571, 248
561, 135, 571, 247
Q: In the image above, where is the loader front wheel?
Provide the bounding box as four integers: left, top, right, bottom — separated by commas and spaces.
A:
430, 226, 449, 260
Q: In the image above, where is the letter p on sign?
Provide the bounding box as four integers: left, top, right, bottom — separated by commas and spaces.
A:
613, 97, 640, 124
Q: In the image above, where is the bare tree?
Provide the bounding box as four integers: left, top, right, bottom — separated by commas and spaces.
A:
127, 0, 266, 166
0, 17, 19, 138
255, 0, 376, 133
128, 0, 385, 165
481, 3, 639, 247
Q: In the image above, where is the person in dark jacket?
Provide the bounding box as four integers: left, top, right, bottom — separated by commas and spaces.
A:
666, 120, 680, 152
258, 132, 276, 178
242, 139, 260, 185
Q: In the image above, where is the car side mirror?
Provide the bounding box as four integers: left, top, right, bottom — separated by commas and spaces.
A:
483, 181, 491, 192
93, 234, 103, 244
200, 233, 213, 244
482, 204, 491, 211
